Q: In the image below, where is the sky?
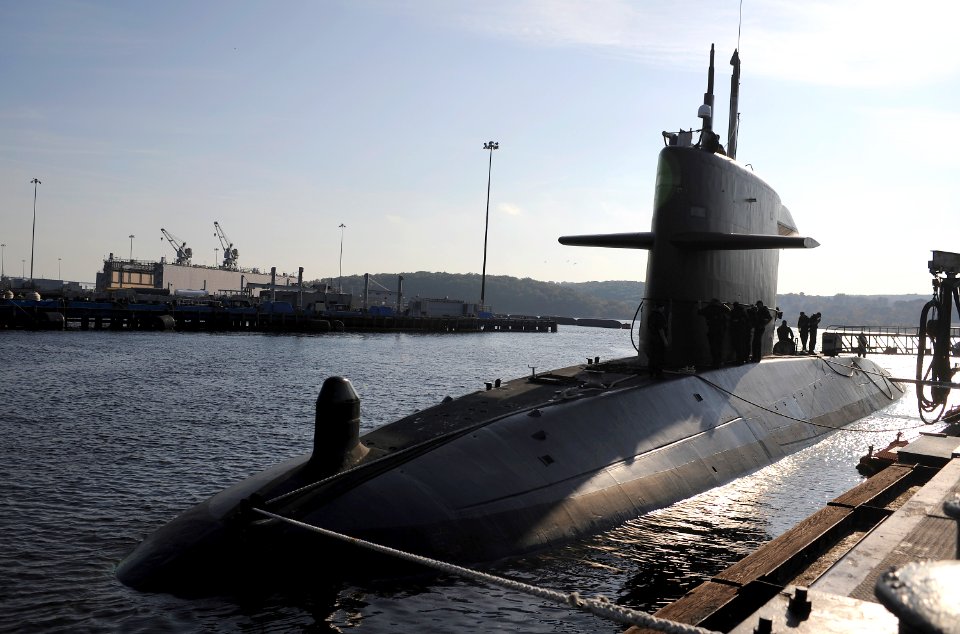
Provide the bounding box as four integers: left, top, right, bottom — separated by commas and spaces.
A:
1, 0, 958, 295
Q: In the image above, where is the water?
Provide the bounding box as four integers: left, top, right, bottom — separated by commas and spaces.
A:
0, 329, 940, 632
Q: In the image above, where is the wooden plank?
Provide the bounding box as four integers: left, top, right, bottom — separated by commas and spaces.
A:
716, 506, 851, 584
625, 581, 740, 634
830, 463, 913, 508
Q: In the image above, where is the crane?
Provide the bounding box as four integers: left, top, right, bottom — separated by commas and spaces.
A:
160, 228, 193, 266
213, 221, 239, 270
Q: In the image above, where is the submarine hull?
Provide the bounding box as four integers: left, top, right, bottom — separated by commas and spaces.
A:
288, 356, 896, 561
118, 354, 901, 592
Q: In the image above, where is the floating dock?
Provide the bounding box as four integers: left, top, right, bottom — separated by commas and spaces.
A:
629, 429, 960, 633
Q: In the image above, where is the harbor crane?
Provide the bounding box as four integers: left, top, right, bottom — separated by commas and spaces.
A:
160, 228, 193, 266
213, 221, 239, 270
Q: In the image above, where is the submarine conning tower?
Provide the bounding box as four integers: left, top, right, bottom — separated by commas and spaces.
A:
310, 376, 369, 473
558, 43, 818, 370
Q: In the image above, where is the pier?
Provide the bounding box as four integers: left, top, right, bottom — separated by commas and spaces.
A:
0, 298, 558, 333
629, 428, 960, 633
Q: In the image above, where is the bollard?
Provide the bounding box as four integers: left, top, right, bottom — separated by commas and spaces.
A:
753, 616, 773, 634
788, 586, 811, 619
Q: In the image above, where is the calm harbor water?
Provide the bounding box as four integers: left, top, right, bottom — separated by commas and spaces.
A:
0, 328, 939, 632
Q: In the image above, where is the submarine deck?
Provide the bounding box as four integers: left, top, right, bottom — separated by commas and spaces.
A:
358, 356, 654, 461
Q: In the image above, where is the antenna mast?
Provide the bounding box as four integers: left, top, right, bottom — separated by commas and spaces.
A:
699, 44, 716, 137
727, 49, 741, 159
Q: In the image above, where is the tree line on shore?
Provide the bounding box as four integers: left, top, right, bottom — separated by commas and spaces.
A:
315, 272, 932, 327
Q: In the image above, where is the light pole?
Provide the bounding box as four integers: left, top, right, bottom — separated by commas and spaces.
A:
29, 178, 41, 282
22, 259, 25, 279
58, 257, 62, 281
214, 247, 219, 268
1, 243, 5, 278
338, 223, 346, 293
129, 234, 135, 261
480, 141, 499, 310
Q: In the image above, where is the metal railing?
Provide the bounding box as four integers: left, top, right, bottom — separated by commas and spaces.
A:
825, 325, 960, 355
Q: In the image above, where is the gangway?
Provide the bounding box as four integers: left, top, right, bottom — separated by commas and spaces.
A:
824, 324, 960, 356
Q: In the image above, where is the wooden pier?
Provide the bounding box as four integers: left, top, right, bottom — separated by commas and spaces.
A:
629, 430, 960, 633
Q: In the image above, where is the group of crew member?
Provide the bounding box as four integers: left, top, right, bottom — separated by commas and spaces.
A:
694, 298, 774, 368
796, 311, 822, 353
646, 300, 825, 377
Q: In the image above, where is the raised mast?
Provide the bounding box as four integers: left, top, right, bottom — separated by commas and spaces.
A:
699, 44, 716, 137
727, 49, 741, 159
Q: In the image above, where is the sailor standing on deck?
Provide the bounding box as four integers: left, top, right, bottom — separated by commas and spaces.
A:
798, 312, 810, 352
808, 312, 822, 354
698, 298, 730, 369
646, 304, 668, 378
750, 300, 773, 362
730, 302, 750, 365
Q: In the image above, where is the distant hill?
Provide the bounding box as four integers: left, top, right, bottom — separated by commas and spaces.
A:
311, 272, 932, 326
314, 272, 643, 320
776, 293, 929, 329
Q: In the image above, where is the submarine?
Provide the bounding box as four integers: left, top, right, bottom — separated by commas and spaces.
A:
117, 46, 903, 593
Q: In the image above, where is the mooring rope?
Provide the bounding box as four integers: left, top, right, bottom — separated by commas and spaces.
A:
821, 357, 906, 396
693, 371, 925, 434
251, 507, 719, 634
849, 358, 898, 400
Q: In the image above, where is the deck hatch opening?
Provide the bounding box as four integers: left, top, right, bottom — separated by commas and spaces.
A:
538, 455, 555, 466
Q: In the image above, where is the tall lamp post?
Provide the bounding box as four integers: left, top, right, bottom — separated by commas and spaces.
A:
129, 234, 135, 261
58, 257, 62, 281
480, 141, 499, 310
338, 223, 346, 293
214, 247, 219, 268
1, 243, 5, 278
29, 178, 41, 282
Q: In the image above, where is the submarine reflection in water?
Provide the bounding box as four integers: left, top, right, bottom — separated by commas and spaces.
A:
117, 44, 903, 593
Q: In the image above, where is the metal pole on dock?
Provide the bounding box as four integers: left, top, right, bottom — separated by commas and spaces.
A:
29, 178, 41, 282
338, 223, 346, 293
480, 141, 498, 310
129, 234, 135, 261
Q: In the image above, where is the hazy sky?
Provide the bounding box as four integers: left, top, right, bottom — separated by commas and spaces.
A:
2, 0, 957, 295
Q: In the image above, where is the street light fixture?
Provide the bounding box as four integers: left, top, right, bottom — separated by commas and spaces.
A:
29, 178, 41, 282
480, 141, 499, 310
1, 243, 5, 278
215, 247, 219, 268
58, 257, 62, 281
338, 223, 346, 293
129, 234, 135, 261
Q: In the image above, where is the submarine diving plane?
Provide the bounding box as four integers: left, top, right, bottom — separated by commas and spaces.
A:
118, 46, 902, 593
